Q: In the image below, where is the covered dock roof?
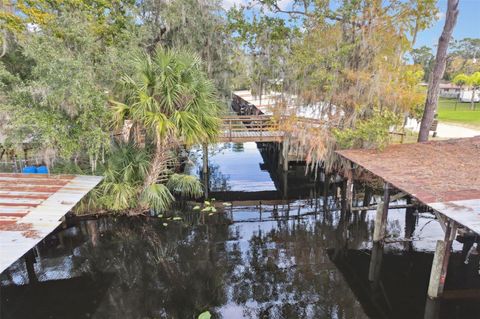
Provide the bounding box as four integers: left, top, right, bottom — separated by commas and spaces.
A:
337, 136, 480, 235
0, 173, 102, 273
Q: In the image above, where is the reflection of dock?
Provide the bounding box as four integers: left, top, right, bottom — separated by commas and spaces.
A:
329, 249, 480, 319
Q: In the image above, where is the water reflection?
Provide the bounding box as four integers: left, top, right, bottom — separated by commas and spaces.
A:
2, 142, 480, 319
2, 208, 370, 319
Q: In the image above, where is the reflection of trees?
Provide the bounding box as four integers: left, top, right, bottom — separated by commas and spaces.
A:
202, 163, 231, 192
231, 143, 244, 152
55, 207, 373, 319
5, 199, 381, 319
79, 217, 233, 319
224, 213, 370, 319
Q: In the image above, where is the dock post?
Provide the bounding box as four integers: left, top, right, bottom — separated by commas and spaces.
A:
346, 176, 353, 212
368, 182, 390, 283
24, 249, 38, 284
427, 220, 456, 299
202, 143, 209, 198
373, 182, 390, 242
404, 197, 416, 251
281, 138, 289, 172
423, 297, 441, 319
368, 242, 384, 283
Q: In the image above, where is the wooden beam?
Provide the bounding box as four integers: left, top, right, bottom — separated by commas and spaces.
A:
351, 203, 415, 211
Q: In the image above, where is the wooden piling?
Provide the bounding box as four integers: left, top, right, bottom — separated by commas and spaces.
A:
427, 220, 456, 299
202, 144, 209, 198
373, 182, 390, 242
368, 242, 384, 283
282, 138, 289, 172
346, 176, 353, 212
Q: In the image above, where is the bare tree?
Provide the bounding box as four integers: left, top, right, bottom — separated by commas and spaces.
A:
418, 0, 460, 142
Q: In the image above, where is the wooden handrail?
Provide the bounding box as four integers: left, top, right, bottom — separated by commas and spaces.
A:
218, 115, 331, 143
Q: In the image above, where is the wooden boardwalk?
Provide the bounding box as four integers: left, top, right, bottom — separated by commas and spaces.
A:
218, 115, 284, 143
217, 115, 325, 143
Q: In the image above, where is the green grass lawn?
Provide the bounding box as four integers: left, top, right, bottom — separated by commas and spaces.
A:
437, 98, 480, 128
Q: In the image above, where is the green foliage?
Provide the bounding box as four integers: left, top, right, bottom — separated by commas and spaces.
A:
114, 48, 222, 145
453, 73, 470, 86
79, 143, 151, 213
333, 110, 401, 149
166, 174, 203, 199
198, 311, 211, 319
0, 8, 138, 163
139, 0, 235, 94
227, 5, 297, 95
446, 38, 480, 78
140, 184, 175, 213
0, 0, 232, 215
410, 46, 434, 81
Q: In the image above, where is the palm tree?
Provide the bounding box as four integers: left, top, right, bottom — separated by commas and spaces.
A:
112, 48, 222, 212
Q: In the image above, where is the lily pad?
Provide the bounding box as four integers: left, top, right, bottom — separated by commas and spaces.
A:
198, 311, 211, 319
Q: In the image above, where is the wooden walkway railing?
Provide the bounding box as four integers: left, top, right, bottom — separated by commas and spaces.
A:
219, 115, 283, 142
218, 114, 406, 143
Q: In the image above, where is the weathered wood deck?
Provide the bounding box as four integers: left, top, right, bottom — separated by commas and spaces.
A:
0, 173, 102, 273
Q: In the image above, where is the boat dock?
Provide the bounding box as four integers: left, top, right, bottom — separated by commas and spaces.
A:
336, 136, 480, 300
0, 173, 102, 273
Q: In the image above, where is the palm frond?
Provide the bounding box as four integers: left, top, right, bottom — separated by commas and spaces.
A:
166, 174, 203, 199
140, 183, 175, 212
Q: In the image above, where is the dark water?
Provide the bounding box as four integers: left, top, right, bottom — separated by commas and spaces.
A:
1, 142, 480, 319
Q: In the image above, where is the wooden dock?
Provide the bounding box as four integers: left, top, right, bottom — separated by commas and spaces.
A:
0, 173, 102, 273
336, 136, 480, 300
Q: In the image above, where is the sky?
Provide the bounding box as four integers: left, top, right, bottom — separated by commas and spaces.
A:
415, 0, 480, 49
222, 0, 480, 49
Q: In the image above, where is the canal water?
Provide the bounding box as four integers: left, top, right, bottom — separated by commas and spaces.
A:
1, 142, 480, 319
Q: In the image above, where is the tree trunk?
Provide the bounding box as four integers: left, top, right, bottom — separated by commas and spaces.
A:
143, 134, 168, 191
418, 0, 459, 142
121, 120, 134, 143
